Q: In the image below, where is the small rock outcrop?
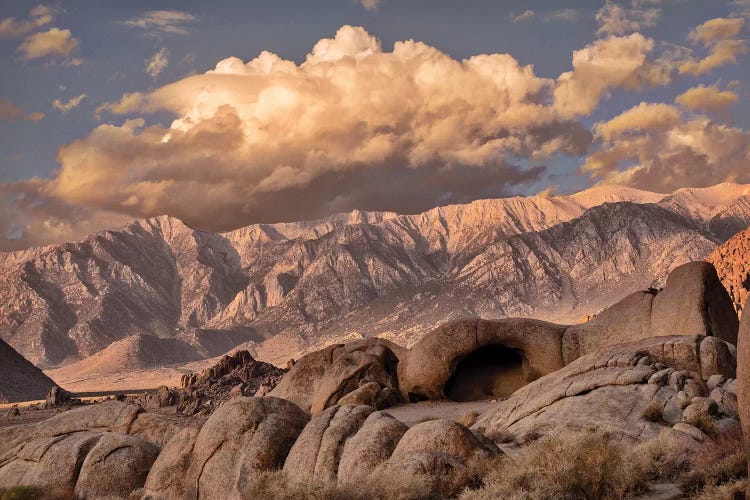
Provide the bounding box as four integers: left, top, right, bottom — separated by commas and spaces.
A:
563, 262, 739, 361
270, 338, 405, 414
707, 226, 750, 317
143, 397, 309, 499
473, 335, 738, 444
175, 350, 287, 415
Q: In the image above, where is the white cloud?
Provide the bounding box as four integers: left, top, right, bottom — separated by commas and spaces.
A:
584, 102, 750, 191
52, 94, 86, 113
121, 10, 196, 35
360, 0, 380, 11
146, 48, 169, 80
679, 18, 748, 76
596, 1, 660, 37
554, 33, 672, 118
0, 4, 57, 39
27, 25, 593, 243
675, 84, 739, 116
513, 10, 535, 23
18, 27, 79, 61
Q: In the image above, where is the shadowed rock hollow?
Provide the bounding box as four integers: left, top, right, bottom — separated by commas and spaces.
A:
445, 344, 527, 401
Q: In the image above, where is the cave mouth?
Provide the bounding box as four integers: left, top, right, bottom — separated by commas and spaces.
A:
444, 344, 527, 402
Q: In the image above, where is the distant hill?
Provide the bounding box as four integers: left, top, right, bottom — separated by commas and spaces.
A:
0, 338, 56, 403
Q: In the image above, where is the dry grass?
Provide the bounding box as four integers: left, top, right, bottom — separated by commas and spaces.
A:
641, 401, 663, 423
693, 478, 747, 500
633, 436, 692, 482
244, 470, 434, 500
679, 427, 746, 496
460, 430, 648, 500
456, 410, 480, 427
485, 426, 515, 444
0, 487, 73, 500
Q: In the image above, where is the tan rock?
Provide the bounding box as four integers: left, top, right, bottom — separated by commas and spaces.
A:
147, 396, 308, 499
338, 411, 408, 486
283, 404, 374, 484
737, 297, 750, 497
74, 433, 159, 500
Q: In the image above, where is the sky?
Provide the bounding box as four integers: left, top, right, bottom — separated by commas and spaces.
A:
0, 0, 749, 250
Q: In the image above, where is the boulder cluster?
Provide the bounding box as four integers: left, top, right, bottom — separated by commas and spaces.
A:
1, 260, 747, 498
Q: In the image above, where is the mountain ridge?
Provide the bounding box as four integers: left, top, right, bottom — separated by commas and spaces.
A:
2, 183, 749, 372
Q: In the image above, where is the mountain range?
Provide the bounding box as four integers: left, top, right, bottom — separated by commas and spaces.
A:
2, 182, 749, 386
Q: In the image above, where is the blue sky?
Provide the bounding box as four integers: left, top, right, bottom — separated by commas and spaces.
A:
0, 0, 749, 249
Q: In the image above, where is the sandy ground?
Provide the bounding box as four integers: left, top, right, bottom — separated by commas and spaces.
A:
384, 400, 497, 426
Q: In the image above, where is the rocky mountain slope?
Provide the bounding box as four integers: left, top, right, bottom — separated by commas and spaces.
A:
0, 338, 56, 403
1, 183, 749, 371
707, 226, 750, 317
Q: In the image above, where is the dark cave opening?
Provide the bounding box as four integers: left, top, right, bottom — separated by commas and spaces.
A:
444, 344, 527, 402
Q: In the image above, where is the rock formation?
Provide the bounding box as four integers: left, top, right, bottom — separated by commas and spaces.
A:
473, 335, 738, 444
398, 262, 738, 402
707, 226, 750, 317
737, 297, 750, 497
0, 338, 56, 403
2, 183, 748, 372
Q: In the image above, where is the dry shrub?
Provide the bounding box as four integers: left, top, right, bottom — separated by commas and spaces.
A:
245, 470, 435, 500
693, 478, 747, 500
0, 486, 73, 500
679, 426, 746, 496
485, 426, 514, 444
457, 410, 480, 427
460, 430, 648, 500
632, 436, 692, 481
641, 401, 663, 423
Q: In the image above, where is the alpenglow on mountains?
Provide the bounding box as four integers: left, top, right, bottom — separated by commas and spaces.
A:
1, 183, 749, 370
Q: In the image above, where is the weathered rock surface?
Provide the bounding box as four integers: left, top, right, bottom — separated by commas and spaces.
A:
74, 433, 160, 499
270, 338, 404, 414
737, 297, 750, 498
707, 225, 750, 317
563, 262, 739, 361
0, 401, 200, 497
0, 338, 56, 403
143, 396, 309, 499
173, 350, 286, 415
2, 184, 746, 371
473, 335, 738, 444
284, 404, 375, 484
399, 319, 567, 402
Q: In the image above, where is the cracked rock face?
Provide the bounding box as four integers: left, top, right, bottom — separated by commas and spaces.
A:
707, 226, 750, 318
737, 298, 750, 498
143, 396, 309, 500
472, 335, 738, 444
0, 401, 199, 498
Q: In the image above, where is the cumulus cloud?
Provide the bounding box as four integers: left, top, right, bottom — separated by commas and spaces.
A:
596, 1, 660, 37
18, 27, 79, 61
583, 102, 750, 191
675, 84, 738, 116
513, 10, 535, 23
679, 18, 748, 76
52, 94, 86, 113
121, 10, 196, 35
553, 33, 672, 118
0, 4, 56, 39
7, 25, 596, 248
0, 98, 44, 122
146, 48, 169, 79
